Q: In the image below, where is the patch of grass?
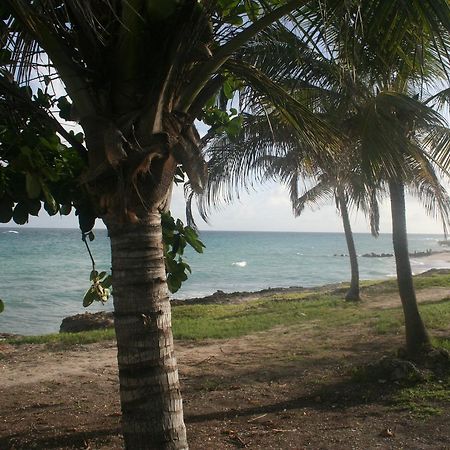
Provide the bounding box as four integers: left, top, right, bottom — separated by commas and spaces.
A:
199, 379, 223, 392
172, 295, 365, 340
372, 311, 404, 335
391, 380, 450, 419
5, 328, 115, 346
372, 298, 450, 335
363, 272, 450, 296
419, 298, 450, 330
6, 277, 449, 346
432, 337, 450, 352
412, 273, 450, 290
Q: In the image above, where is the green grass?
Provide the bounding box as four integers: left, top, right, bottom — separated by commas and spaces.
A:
171, 295, 364, 340
432, 337, 450, 352
5, 328, 115, 346
391, 380, 450, 419
4, 272, 450, 346
373, 298, 450, 335
363, 272, 450, 296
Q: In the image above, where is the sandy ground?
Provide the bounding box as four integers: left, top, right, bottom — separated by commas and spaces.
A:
1, 267, 450, 449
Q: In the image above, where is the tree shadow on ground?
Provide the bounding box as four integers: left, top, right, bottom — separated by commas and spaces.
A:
0, 427, 122, 450
185, 374, 401, 424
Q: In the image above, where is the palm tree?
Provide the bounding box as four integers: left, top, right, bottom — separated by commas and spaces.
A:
194, 17, 450, 357
358, 90, 450, 355
288, 171, 377, 302
0, 2, 347, 448
2, 2, 450, 447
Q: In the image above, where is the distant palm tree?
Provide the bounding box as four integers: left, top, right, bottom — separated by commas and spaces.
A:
357, 89, 450, 355
193, 32, 450, 357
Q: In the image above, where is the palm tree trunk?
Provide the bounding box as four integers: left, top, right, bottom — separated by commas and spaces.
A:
106, 212, 188, 450
337, 192, 360, 301
389, 180, 430, 356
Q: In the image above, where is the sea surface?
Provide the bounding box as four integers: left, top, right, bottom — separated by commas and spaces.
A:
0, 228, 448, 335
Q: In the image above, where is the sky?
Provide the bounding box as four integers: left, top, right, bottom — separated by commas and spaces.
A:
6, 180, 447, 236
3, 65, 448, 236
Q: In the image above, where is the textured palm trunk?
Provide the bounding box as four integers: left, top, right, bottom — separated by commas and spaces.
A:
106, 212, 188, 450
338, 193, 360, 301
389, 181, 430, 356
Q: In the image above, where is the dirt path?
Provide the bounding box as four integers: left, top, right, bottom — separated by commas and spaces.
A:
0, 286, 449, 449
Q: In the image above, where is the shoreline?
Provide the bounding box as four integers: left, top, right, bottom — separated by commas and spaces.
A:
2, 250, 450, 338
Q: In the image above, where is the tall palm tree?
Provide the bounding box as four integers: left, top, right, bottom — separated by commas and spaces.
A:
285, 170, 378, 302
0, 3, 335, 448
2, 2, 450, 447
358, 90, 450, 355
194, 19, 450, 357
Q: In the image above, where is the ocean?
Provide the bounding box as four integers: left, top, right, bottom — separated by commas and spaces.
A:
0, 228, 448, 335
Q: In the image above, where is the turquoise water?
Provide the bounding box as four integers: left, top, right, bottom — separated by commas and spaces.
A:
0, 228, 447, 335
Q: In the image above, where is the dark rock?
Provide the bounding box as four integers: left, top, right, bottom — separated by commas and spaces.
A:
362, 252, 393, 258
60, 312, 114, 333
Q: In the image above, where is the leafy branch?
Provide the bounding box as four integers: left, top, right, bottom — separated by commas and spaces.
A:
81, 232, 112, 307
162, 212, 205, 293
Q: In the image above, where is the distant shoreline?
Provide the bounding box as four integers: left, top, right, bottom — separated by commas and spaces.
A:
0, 226, 448, 236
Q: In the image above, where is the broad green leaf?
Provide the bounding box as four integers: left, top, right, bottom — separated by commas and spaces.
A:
0, 49, 12, 65
0, 299, 4, 313
13, 203, 29, 225
184, 227, 205, 253
27, 199, 41, 216
102, 275, 113, 288
83, 287, 96, 307
57, 96, 72, 121
0, 198, 13, 223
42, 187, 58, 215
90, 270, 98, 281
60, 204, 72, 215
167, 274, 181, 293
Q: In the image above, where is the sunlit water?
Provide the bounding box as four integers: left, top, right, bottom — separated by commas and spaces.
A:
0, 228, 447, 335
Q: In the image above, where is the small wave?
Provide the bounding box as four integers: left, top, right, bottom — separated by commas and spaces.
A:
410, 260, 425, 265
232, 261, 247, 267
296, 252, 304, 256
3, 230, 19, 234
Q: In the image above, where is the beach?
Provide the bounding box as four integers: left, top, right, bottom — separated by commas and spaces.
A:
1, 268, 450, 449
1, 229, 449, 335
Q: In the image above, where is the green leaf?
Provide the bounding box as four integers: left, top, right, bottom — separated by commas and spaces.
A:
0, 299, 4, 313
83, 287, 97, 307
57, 96, 72, 121
98, 271, 107, 279
223, 79, 235, 100
27, 199, 41, 216
102, 275, 113, 288
13, 203, 29, 225
42, 186, 58, 215
184, 227, 205, 253
60, 204, 72, 215
90, 270, 98, 281
0, 198, 13, 223
167, 274, 181, 293
0, 49, 12, 65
